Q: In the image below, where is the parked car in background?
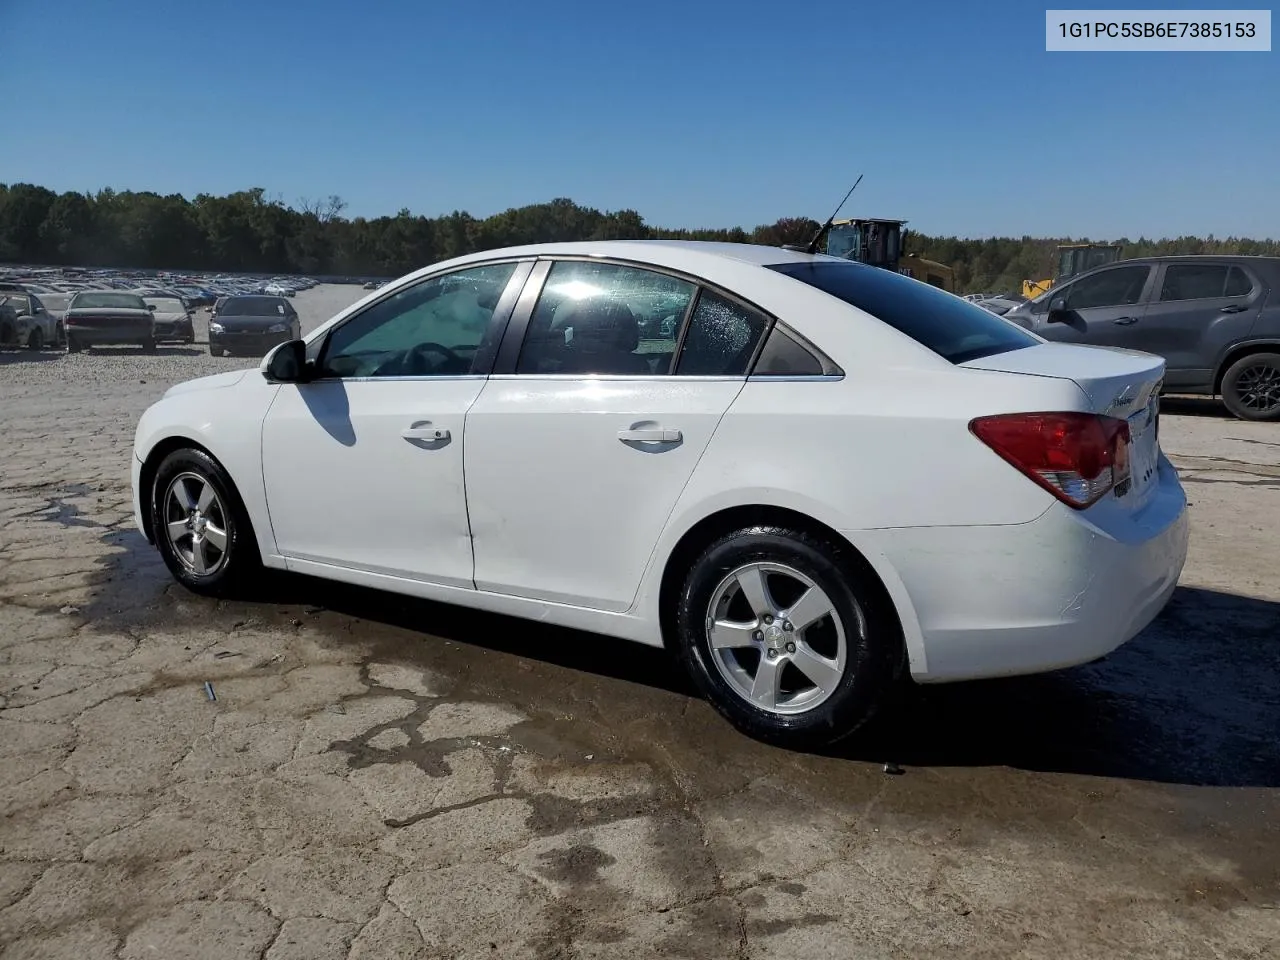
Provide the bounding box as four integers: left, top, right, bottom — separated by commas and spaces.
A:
0, 286, 61, 349
65, 291, 158, 352
132, 241, 1188, 748
1004, 255, 1280, 421
143, 296, 195, 344
208, 295, 300, 357
263, 282, 294, 297
975, 295, 1024, 316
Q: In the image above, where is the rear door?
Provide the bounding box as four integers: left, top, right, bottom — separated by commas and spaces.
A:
1033, 264, 1155, 348
1141, 262, 1265, 389
463, 258, 771, 613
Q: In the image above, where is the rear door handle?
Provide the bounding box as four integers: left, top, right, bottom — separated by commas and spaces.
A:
1220, 304, 1247, 313
402, 421, 450, 441
1112, 316, 1138, 325
617, 428, 682, 443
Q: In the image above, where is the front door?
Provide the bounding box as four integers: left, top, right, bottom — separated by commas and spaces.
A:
260, 261, 526, 587
1035, 263, 1155, 349
464, 259, 771, 612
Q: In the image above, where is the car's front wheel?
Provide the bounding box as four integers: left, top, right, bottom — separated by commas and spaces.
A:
150, 447, 260, 597
674, 525, 902, 749
1221, 352, 1280, 421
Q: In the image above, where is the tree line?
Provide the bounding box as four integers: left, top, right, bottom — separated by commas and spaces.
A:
2, 182, 1277, 295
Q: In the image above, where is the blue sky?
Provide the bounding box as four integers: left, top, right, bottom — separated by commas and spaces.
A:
3, 0, 1276, 238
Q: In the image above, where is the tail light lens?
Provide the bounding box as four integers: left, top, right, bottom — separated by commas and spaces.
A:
970, 412, 1131, 509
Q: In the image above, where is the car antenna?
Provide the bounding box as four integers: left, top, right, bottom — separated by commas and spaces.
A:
784, 174, 864, 255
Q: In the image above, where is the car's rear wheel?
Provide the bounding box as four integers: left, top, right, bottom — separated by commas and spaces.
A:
27, 327, 43, 351
0, 321, 13, 347
150, 448, 260, 597
66, 335, 81, 353
674, 525, 902, 749
54, 321, 64, 346
1221, 352, 1280, 421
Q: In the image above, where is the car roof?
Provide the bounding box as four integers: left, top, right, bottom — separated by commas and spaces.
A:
443, 239, 841, 269
1108, 254, 1280, 265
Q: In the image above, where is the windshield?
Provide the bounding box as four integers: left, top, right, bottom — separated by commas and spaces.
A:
144, 297, 185, 313
768, 261, 1039, 364
220, 296, 287, 317
71, 292, 146, 310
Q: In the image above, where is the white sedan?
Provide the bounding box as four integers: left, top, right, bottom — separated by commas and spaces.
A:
131, 241, 1189, 747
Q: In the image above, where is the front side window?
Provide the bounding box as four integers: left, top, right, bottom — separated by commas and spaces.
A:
319, 262, 518, 378
517, 261, 697, 376
1064, 265, 1151, 310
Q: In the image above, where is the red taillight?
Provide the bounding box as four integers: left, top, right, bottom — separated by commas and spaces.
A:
970, 412, 1131, 509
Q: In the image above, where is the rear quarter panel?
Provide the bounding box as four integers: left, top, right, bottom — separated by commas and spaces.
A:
629, 362, 1088, 640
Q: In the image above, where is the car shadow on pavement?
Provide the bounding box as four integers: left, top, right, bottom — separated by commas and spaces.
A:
839, 586, 1280, 788
1159, 396, 1232, 418
75, 521, 1280, 790
0, 349, 64, 365
76, 346, 205, 357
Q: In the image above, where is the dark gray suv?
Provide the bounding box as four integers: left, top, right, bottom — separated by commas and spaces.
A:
1004, 256, 1280, 421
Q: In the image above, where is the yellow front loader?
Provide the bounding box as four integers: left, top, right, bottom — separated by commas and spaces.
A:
1023, 243, 1124, 299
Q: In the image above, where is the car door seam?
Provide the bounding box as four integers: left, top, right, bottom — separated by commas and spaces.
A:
258, 383, 288, 564
623, 378, 750, 614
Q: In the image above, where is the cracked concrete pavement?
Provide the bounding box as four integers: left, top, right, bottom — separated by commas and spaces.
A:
1, 286, 1278, 959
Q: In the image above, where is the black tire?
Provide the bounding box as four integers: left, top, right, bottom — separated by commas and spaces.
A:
0, 322, 13, 347
66, 336, 81, 353
673, 525, 902, 749
54, 321, 64, 346
141, 338, 157, 354
149, 447, 261, 597
27, 327, 43, 351
1221, 352, 1280, 421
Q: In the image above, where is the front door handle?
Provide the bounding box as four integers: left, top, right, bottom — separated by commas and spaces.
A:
402, 421, 450, 441
617, 427, 682, 443
1220, 304, 1247, 313
1112, 316, 1138, 325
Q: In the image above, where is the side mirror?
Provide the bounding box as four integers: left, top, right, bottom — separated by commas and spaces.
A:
263, 338, 309, 383
1047, 296, 1069, 321
147, 303, 156, 310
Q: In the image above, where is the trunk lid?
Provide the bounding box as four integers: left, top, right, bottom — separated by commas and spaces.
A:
961, 342, 1165, 511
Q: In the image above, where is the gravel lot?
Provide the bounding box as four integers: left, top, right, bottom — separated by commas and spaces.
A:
1, 284, 1278, 959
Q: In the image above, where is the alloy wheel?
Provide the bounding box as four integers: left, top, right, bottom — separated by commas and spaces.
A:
163, 472, 230, 576
1235, 361, 1280, 414
705, 561, 856, 715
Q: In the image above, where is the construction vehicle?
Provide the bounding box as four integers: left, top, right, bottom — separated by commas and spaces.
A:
824, 217, 956, 292
1022, 243, 1123, 299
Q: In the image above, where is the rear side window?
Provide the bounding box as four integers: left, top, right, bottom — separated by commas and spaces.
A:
674, 290, 769, 376
768, 261, 1037, 365
1224, 266, 1253, 298
1159, 264, 1236, 301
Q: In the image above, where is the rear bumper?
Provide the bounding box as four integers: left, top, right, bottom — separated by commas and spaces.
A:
154, 319, 193, 341
855, 455, 1189, 683
67, 321, 152, 344
210, 331, 291, 355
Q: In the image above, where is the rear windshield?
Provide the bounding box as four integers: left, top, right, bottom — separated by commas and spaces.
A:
220, 296, 287, 316
71, 292, 146, 310
768, 261, 1038, 364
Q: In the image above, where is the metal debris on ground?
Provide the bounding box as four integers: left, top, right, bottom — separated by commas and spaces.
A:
883, 762, 904, 775
203, 681, 217, 702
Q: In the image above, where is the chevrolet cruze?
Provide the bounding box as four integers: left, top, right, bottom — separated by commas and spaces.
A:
132, 241, 1189, 747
